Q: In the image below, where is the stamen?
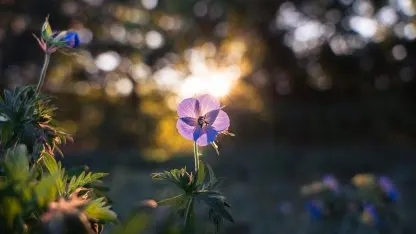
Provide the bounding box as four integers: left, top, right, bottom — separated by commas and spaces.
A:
197, 116, 208, 127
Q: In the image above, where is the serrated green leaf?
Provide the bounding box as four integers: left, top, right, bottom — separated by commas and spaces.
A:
42, 152, 59, 173
41, 152, 65, 195
152, 170, 182, 188
157, 193, 187, 208
196, 191, 234, 223
67, 171, 108, 195
84, 197, 117, 223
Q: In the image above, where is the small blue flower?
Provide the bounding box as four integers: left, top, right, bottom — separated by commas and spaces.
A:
305, 200, 324, 220
62, 31, 80, 48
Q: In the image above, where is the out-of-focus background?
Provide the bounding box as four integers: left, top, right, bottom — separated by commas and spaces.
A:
1, 0, 416, 233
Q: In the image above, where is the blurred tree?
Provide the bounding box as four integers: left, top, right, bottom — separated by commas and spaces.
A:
1, 0, 416, 161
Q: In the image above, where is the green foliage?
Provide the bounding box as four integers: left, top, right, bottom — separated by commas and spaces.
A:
40, 151, 117, 225
0, 86, 71, 160
0, 144, 118, 233
152, 160, 234, 233
84, 197, 117, 223
0, 82, 117, 233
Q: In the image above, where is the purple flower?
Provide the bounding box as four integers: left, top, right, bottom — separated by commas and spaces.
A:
362, 203, 380, 227
378, 176, 399, 202
176, 94, 230, 146
322, 174, 339, 192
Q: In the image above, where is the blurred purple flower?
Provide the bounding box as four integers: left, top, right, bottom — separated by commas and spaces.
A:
305, 200, 324, 220
378, 176, 399, 202
362, 203, 380, 227
176, 94, 230, 146
322, 174, 339, 192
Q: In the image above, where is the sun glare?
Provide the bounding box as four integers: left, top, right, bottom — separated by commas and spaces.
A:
178, 69, 238, 99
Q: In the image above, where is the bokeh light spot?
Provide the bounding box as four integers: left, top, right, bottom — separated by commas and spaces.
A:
377, 6, 398, 26
95, 51, 121, 72
403, 23, 416, 40
392, 45, 407, 61
77, 28, 94, 44
349, 16, 377, 38
115, 78, 134, 96
141, 0, 158, 10
194, 1, 208, 17
74, 81, 91, 96
145, 30, 164, 49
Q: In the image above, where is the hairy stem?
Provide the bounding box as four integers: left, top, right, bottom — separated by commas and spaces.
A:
193, 141, 199, 172
35, 53, 51, 94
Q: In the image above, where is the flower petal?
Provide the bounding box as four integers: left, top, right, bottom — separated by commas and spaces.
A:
210, 110, 230, 131
204, 109, 219, 124
193, 126, 204, 141
177, 98, 200, 118
197, 94, 220, 115
64, 31, 80, 48
196, 126, 218, 146
176, 119, 195, 140
180, 117, 197, 127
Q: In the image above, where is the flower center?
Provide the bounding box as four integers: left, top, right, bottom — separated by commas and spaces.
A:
197, 116, 208, 127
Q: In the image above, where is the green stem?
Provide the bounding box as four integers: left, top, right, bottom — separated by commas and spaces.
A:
183, 197, 194, 230
193, 141, 199, 172
35, 53, 51, 95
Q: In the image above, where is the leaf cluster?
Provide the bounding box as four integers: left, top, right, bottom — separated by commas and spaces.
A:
152, 160, 234, 233
0, 86, 71, 160
0, 145, 118, 233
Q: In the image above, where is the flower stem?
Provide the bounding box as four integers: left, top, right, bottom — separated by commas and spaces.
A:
35, 53, 51, 95
193, 141, 199, 172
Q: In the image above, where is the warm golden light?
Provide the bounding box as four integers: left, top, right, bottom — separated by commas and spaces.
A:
178, 69, 239, 99
150, 41, 245, 103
